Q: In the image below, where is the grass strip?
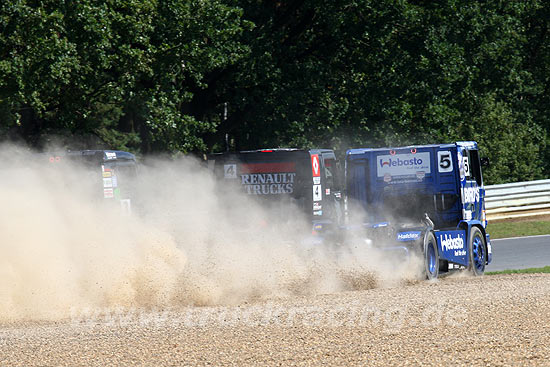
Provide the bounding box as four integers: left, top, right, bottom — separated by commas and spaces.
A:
487, 220, 550, 239
486, 266, 550, 275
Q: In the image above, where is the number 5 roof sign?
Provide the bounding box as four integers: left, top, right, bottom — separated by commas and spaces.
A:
437, 151, 453, 173
311, 154, 320, 177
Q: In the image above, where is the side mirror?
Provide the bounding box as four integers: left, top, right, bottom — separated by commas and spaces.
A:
480, 157, 490, 167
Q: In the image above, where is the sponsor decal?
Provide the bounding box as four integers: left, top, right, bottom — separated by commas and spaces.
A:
416, 171, 426, 180
103, 188, 114, 198
462, 186, 480, 203
313, 210, 323, 216
311, 155, 320, 177
240, 173, 296, 194
396, 231, 421, 241
448, 263, 465, 270
239, 162, 296, 195
440, 233, 466, 257
377, 152, 431, 177
313, 177, 321, 185
102, 171, 112, 178
105, 152, 117, 160
384, 173, 392, 183
325, 188, 330, 196
313, 202, 322, 211
103, 178, 113, 188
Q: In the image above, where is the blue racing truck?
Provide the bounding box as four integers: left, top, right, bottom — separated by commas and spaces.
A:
345, 141, 492, 279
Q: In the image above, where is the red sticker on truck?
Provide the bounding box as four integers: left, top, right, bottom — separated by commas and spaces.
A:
240, 162, 295, 173
311, 154, 320, 177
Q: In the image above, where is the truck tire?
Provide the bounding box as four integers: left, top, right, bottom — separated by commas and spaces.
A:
424, 232, 439, 280
468, 226, 486, 276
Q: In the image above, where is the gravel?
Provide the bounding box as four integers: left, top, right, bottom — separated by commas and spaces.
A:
1, 273, 550, 366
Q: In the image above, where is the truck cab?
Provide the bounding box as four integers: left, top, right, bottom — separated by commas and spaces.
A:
345, 141, 491, 278
208, 149, 343, 243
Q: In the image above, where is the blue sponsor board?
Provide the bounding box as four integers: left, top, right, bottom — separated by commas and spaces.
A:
436, 230, 467, 266
396, 231, 422, 242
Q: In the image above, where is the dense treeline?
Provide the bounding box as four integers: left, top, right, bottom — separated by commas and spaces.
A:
1, 0, 549, 184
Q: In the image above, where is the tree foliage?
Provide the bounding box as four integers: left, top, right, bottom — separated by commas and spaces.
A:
1, 0, 549, 183
0, 0, 248, 151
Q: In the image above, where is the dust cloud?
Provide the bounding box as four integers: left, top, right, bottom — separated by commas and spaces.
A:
0, 144, 421, 322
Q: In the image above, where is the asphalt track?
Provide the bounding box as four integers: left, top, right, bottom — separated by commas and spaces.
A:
486, 234, 550, 271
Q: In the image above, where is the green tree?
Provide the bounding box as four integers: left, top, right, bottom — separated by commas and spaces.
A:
0, 0, 249, 153
216, 0, 547, 183
0, 0, 548, 183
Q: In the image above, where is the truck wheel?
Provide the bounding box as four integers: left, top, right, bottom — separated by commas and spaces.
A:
424, 232, 439, 280
468, 227, 486, 276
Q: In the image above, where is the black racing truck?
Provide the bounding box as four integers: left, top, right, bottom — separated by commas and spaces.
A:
208, 149, 343, 244
38, 150, 138, 213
